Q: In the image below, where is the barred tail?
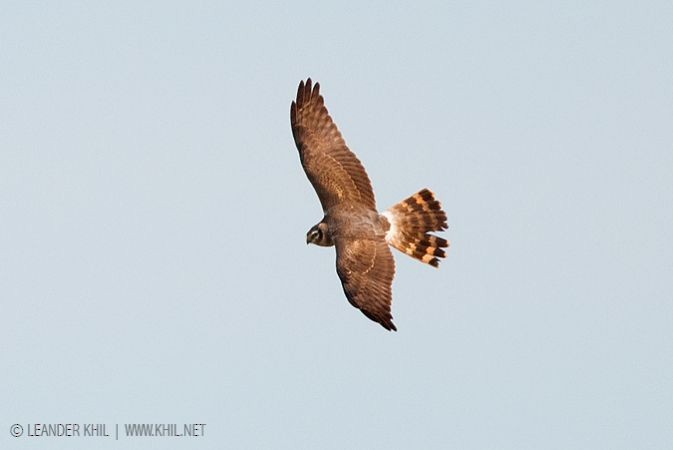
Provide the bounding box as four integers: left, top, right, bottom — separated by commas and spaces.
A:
382, 188, 449, 267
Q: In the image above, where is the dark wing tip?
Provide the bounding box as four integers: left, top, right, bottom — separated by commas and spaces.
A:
380, 317, 397, 331
295, 78, 321, 107
296, 80, 306, 106
361, 309, 397, 331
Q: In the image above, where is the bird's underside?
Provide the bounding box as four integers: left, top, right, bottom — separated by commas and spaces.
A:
291, 78, 449, 331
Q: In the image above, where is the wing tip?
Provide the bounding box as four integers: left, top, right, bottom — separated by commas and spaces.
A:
362, 309, 397, 331
295, 77, 321, 106
296, 79, 305, 105
375, 317, 397, 331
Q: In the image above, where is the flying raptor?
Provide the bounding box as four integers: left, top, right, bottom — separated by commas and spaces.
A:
290, 78, 449, 331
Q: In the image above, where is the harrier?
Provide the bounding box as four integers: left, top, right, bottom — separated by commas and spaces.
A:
290, 79, 449, 331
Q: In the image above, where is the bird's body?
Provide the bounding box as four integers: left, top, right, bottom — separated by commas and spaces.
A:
291, 79, 449, 331
328, 207, 388, 241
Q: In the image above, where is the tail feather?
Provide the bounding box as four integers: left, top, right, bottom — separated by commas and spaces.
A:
383, 189, 449, 267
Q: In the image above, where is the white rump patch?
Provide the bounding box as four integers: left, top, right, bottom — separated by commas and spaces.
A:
381, 210, 398, 244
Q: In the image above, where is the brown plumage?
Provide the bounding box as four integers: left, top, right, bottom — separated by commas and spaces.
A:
291, 78, 450, 331
384, 189, 449, 268
291, 79, 376, 211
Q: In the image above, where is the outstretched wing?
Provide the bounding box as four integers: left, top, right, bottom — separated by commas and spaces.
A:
336, 237, 397, 331
290, 78, 376, 212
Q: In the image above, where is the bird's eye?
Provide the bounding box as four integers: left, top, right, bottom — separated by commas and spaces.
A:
316, 228, 323, 240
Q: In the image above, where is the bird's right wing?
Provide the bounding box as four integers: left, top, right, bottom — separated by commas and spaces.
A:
335, 236, 397, 331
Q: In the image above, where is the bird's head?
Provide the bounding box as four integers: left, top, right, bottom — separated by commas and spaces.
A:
306, 222, 333, 247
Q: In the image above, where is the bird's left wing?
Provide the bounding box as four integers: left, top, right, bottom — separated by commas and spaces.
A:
290, 78, 377, 212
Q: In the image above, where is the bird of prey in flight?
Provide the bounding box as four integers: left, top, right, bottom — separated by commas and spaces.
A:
290, 78, 449, 331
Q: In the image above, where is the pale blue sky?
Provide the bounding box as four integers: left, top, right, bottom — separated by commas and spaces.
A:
2, 1, 672, 449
